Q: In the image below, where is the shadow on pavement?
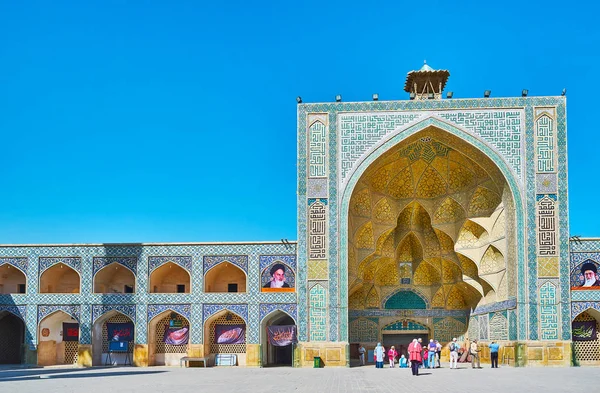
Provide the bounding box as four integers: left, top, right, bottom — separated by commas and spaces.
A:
0, 367, 165, 381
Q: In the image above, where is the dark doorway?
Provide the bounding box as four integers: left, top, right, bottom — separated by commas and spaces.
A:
383, 333, 428, 358
0, 312, 25, 364
176, 284, 185, 293
228, 283, 238, 293
265, 313, 295, 367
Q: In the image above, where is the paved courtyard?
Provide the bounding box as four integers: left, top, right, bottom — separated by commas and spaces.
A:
0, 364, 591, 393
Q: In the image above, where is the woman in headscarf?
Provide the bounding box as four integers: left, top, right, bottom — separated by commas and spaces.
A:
407, 338, 422, 376
374, 342, 385, 368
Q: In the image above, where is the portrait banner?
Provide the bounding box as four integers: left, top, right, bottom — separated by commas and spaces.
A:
267, 325, 297, 346
163, 327, 189, 345
261, 262, 295, 292
572, 321, 597, 341
106, 322, 134, 342
62, 322, 79, 342
215, 324, 246, 344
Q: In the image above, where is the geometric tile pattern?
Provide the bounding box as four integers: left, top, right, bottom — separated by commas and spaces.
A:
571, 301, 600, 321
307, 178, 328, 198
93, 257, 137, 276
39, 257, 82, 275
489, 311, 508, 341
348, 318, 378, 343
147, 304, 191, 322
539, 281, 559, 340
203, 255, 249, 274
0, 305, 27, 321
307, 260, 328, 280
479, 314, 489, 340
433, 317, 467, 344
259, 303, 297, 323
259, 255, 297, 273
148, 256, 192, 273
536, 173, 558, 194
509, 310, 518, 341
0, 257, 28, 273
309, 283, 327, 341
471, 298, 517, 316
91, 304, 136, 323
538, 257, 560, 278
0, 242, 296, 349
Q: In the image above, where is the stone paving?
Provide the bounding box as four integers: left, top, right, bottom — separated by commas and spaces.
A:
0, 364, 590, 393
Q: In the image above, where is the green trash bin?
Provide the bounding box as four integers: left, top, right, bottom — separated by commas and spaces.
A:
313, 356, 322, 368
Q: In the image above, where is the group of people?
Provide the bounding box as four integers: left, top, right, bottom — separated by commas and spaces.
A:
357, 338, 502, 375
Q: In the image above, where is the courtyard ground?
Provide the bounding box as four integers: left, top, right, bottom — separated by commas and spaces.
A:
0, 364, 590, 393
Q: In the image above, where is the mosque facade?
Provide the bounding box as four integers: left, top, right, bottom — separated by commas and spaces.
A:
0, 65, 598, 367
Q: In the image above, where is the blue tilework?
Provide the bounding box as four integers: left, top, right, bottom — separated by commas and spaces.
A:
259, 303, 298, 323
203, 255, 249, 274
93, 257, 137, 276
148, 256, 192, 274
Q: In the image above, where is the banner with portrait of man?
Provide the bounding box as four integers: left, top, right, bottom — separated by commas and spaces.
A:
261, 262, 295, 292
571, 259, 600, 289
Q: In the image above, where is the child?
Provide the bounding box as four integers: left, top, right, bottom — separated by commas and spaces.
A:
388, 346, 398, 368
399, 354, 408, 368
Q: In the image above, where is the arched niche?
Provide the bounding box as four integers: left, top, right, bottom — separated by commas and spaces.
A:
204, 262, 247, 293
148, 310, 190, 366
572, 309, 600, 364
204, 310, 247, 366
37, 311, 79, 366
94, 262, 135, 294
39, 263, 80, 294
149, 262, 190, 293
0, 311, 25, 364
0, 264, 26, 294
384, 290, 428, 310
260, 310, 296, 367
92, 310, 135, 366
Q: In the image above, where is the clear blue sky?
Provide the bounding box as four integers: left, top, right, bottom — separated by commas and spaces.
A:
0, 1, 598, 244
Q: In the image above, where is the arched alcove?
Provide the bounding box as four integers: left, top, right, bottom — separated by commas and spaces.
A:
94, 263, 135, 294
0, 264, 26, 294
345, 126, 521, 345
92, 310, 135, 366
37, 311, 79, 366
572, 308, 600, 365
260, 310, 295, 367
0, 311, 25, 364
149, 262, 190, 293
39, 264, 80, 294
204, 310, 247, 366
204, 262, 246, 293
148, 311, 190, 366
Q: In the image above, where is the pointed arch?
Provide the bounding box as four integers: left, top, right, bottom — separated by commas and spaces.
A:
93, 262, 136, 294
205, 261, 247, 293
149, 262, 191, 293
39, 263, 80, 294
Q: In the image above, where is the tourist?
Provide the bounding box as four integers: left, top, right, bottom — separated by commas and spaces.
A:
408, 339, 422, 376
449, 338, 459, 369
489, 341, 500, 368
374, 343, 385, 368
263, 263, 290, 288
388, 346, 398, 368
581, 262, 600, 287
470, 339, 481, 369
399, 354, 408, 368
358, 344, 366, 366
435, 340, 442, 368
418, 338, 426, 368
427, 339, 436, 368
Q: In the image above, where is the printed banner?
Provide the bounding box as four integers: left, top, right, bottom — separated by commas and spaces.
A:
572, 321, 597, 341
267, 325, 297, 346
106, 322, 134, 342
62, 322, 79, 342
215, 324, 246, 344
163, 327, 189, 345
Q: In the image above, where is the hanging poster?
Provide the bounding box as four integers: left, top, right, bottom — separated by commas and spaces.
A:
571, 260, 600, 289
267, 325, 297, 346
62, 322, 79, 342
163, 327, 189, 345
572, 321, 597, 341
106, 322, 134, 342
215, 324, 246, 344
261, 262, 295, 292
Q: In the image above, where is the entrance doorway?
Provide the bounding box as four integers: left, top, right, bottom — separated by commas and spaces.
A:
382, 333, 428, 358
261, 311, 295, 367
0, 312, 25, 364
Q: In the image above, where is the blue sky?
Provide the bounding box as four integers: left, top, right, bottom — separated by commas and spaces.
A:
0, 1, 598, 244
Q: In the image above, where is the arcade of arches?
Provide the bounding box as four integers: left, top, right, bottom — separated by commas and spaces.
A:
348, 129, 517, 353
